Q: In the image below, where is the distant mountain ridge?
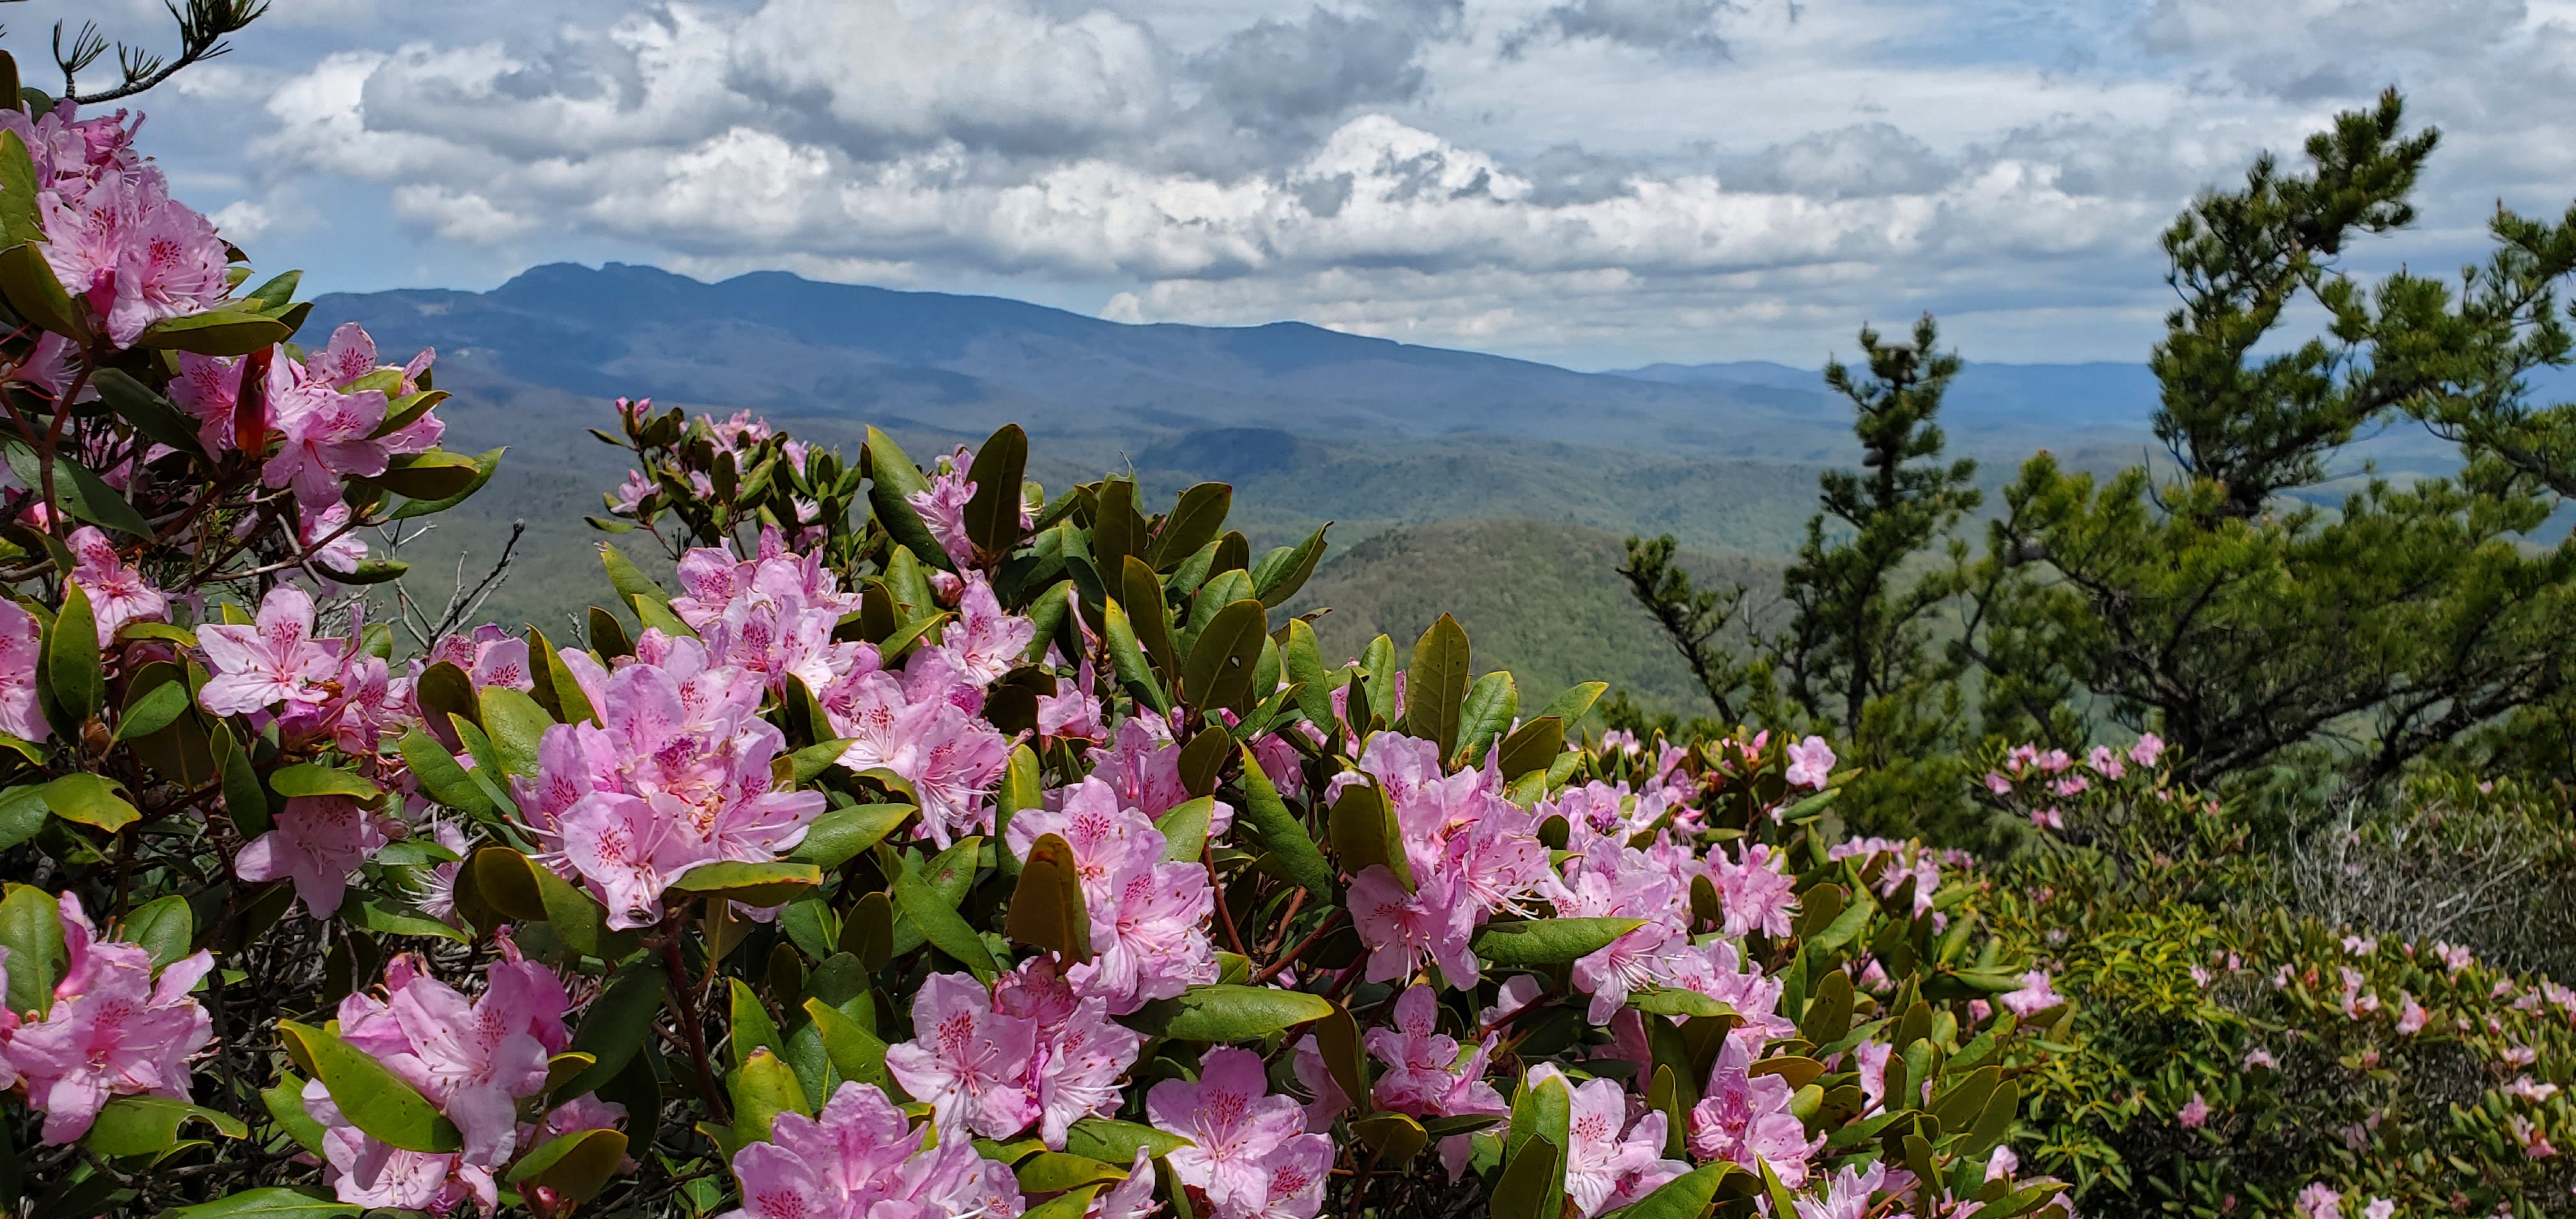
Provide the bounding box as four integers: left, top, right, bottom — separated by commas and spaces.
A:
1605, 359, 2167, 435
304, 262, 2169, 464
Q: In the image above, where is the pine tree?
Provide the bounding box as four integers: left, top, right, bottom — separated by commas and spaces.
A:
1960, 90, 2576, 793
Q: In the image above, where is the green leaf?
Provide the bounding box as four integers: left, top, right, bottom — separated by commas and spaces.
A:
599, 541, 665, 606
788, 738, 856, 785
1403, 614, 1472, 757
786, 802, 913, 869
729, 978, 783, 1069
964, 424, 1030, 557
1103, 598, 1171, 716
42, 581, 102, 724
243, 269, 303, 312
1328, 781, 1408, 890
555, 957, 668, 1100
1472, 918, 1646, 967
672, 861, 822, 907
40, 772, 138, 832
111, 675, 190, 743
371, 449, 483, 500
120, 895, 194, 971
804, 997, 891, 1089
1232, 744, 1333, 896
730, 1047, 810, 1142
471, 845, 637, 959
1630, 988, 1739, 1019
83, 1096, 245, 1158
399, 727, 498, 822
1455, 670, 1518, 765
92, 369, 203, 456
477, 686, 556, 778
162, 1188, 359, 1218
892, 868, 998, 980
384, 445, 504, 519
0, 884, 63, 1018
0, 243, 89, 341
0, 785, 46, 853
279, 1020, 461, 1153
1250, 524, 1330, 608
135, 309, 293, 356
216, 726, 272, 837
1150, 482, 1234, 571
345, 894, 471, 944
864, 427, 955, 573
1119, 984, 1337, 1041
1609, 1161, 1733, 1219
1121, 556, 1180, 678
1282, 620, 1335, 737
1179, 598, 1267, 715
1155, 796, 1215, 864
1494, 716, 1565, 781
265, 763, 382, 801
261, 1070, 329, 1158
1062, 1118, 1194, 1164
1535, 682, 1609, 727
505, 1128, 629, 1203
1017, 1153, 1127, 1193
1491, 1134, 1563, 1219
1007, 832, 1094, 962
0, 130, 43, 248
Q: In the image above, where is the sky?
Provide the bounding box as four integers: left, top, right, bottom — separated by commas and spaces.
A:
12, 0, 2576, 369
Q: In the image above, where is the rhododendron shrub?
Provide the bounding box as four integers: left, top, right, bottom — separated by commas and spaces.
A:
1973, 741, 2576, 1215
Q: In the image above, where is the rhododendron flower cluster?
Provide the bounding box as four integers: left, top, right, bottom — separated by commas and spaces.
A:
0, 894, 214, 1144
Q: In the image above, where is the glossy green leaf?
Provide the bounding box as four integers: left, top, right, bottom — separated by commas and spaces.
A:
261, 1070, 329, 1158
672, 861, 823, 907
506, 1127, 628, 1202
111, 676, 190, 743
1611, 1160, 1733, 1219
1119, 984, 1337, 1041
1535, 682, 1609, 727
730, 979, 783, 1069
120, 895, 194, 971
1473, 917, 1647, 967
83, 1096, 245, 1158
136, 309, 293, 356
1180, 598, 1267, 715
1403, 614, 1472, 757
43, 581, 103, 724
731, 1047, 810, 1141
477, 686, 556, 778
1062, 1118, 1193, 1164
0, 884, 62, 1018
1007, 832, 1094, 962
1103, 598, 1170, 716
963, 424, 1029, 557
599, 541, 665, 606
399, 727, 498, 821
1455, 671, 1518, 765
265, 763, 381, 801
279, 1020, 461, 1153
1494, 716, 1565, 781
864, 427, 954, 572
788, 802, 913, 869
0, 243, 88, 341
892, 868, 998, 980
1154, 796, 1216, 864
41, 772, 138, 832
162, 1188, 359, 1218
555, 956, 668, 1100
1232, 744, 1333, 896
804, 997, 891, 1088
1250, 524, 1330, 608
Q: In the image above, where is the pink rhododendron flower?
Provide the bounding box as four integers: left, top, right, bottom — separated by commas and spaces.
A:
993, 956, 1145, 1149
1151, 1046, 1331, 1219
1008, 776, 1217, 1013
2, 893, 214, 1144
2395, 992, 2427, 1034
885, 972, 1042, 1142
530, 634, 825, 928
0, 599, 47, 742
1689, 1034, 1820, 1184
310, 942, 576, 1210
721, 1078, 1023, 1219
197, 585, 339, 716
939, 572, 1036, 685
1289, 1034, 1350, 1134
2129, 733, 2166, 767
1365, 985, 1508, 1174
827, 656, 1009, 848
234, 794, 397, 919
2000, 970, 2063, 1018
2177, 1092, 2211, 1129
66, 526, 166, 645
1791, 1162, 1887, 1219
1784, 735, 1836, 788
1528, 1064, 1686, 1218
1710, 840, 1800, 938
2294, 1183, 2344, 1219
261, 358, 394, 514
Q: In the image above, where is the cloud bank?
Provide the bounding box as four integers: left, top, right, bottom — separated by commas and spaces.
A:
21, 0, 2576, 365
